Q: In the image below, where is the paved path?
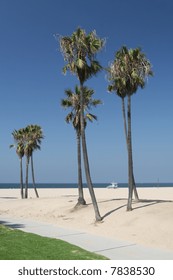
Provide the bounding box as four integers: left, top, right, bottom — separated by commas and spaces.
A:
1, 216, 173, 260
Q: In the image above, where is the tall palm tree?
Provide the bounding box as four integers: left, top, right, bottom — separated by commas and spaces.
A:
10, 129, 25, 199
61, 85, 102, 206
107, 46, 153, 211
58, 28, 105, 221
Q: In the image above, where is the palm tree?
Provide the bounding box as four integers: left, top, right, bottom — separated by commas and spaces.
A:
108, 84, 139, 201
22, 126, 32, 199
24, 125, 44, 198
61, 85, 102, 206
10, 129, 25, 199
58, 28, 105, 221
107, 46, 153, 211
10, 125, 43, 199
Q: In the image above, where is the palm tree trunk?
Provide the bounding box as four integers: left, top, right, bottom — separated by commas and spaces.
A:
31, 154, 39, 198
132, 173, 139, 200
121, 97, 139, 201
76, 131, 86, 205
80, 82, 102, 221
127, 95, 133, 211
20, 157, 24, 199
25, 156, 30, 199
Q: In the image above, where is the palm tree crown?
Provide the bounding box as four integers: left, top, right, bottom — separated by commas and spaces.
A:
23, 125, 44, 157
59, 28, 105, 84
11, 128, 25, 159
11, 125, 43, 158
108, 46, 153, 97
61, 85, 102, 133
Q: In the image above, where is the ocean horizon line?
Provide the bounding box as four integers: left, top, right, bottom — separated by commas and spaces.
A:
0, 182, 173, 189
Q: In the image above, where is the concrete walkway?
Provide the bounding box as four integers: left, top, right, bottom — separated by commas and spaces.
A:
1, 216, 173, 260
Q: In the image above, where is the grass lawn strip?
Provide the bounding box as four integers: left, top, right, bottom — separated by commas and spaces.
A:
0, 225, 108, 260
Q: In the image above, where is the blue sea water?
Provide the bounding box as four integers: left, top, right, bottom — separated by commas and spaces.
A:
0, 182, 173, 189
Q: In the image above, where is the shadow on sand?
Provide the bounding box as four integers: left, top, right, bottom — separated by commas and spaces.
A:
0, 197, 18, 199
100, 198, 173, 220
0, 220, 25, 229
133, 198, 173, 210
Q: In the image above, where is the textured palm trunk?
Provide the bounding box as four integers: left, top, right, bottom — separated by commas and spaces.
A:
20, 157, 24, 199
31, 154, 39, 198
76, 131, 86, 205
80, 82, 102, 221
25, 156, 30, 199
121, 98, 139, 201
127, 95, 133, 211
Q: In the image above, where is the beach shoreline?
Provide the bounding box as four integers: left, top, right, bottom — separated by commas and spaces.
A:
0, 187, 173, 252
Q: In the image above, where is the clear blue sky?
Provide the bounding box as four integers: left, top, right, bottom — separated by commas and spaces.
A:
0, 0, 173, 183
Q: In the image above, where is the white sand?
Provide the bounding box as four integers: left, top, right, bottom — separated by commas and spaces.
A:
0, 187, 173, 251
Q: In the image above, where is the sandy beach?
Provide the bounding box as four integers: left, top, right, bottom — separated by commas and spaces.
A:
0, 187, 173, 251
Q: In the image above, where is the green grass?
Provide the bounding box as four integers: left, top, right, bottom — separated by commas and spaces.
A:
0, 225, 108, 260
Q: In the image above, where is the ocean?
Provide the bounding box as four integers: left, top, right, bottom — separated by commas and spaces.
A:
0, 183, 173, 189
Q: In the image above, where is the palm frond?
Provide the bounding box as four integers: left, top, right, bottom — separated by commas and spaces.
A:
9, 144, 15, 149
86, 113, 97, 122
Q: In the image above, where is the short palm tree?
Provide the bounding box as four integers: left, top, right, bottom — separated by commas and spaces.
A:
58, 28, 105, 221
61, 85, 102, 206
10, 129, 25, 199
11, 125, 43, 199
107, 46, 153, 211
24, 125, 44, 198
23, 126, 32, 199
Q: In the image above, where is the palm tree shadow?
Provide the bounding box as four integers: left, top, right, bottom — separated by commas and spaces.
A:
102, 203, 127, 219
133, 199, 173, 210
0, 197, 18, 199
0, 220, 25, 229
87, 198, 126, 206
100, 198, 173, 220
